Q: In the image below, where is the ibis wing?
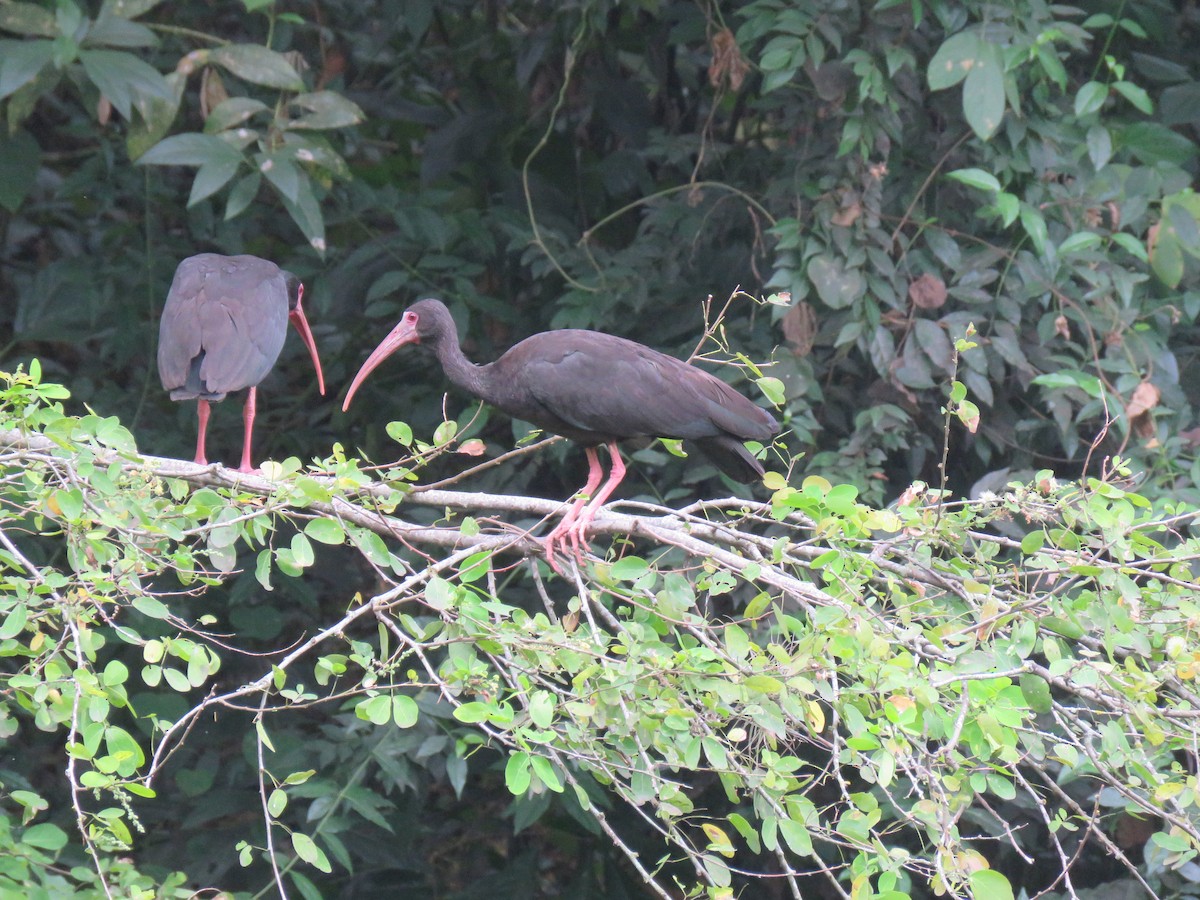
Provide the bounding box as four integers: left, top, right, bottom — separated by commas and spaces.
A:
521, 332, 776, 442
157, 255, 290, 398
196, 271, 289, 394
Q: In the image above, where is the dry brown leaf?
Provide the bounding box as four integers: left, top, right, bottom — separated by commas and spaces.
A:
317, 47, 348, 91
96, 95, 112, 127
708, 28, 749, 92
781, 302, 816, 356
1115, 812, 1157, 850
458, 439, 487, 457
831, 197, 862, 227
1126, 381, 1160, 419
908, 273, 947, 310
1054, 314, 1070, 339
200, 67, 228, 120
1127, 381, 1160, 440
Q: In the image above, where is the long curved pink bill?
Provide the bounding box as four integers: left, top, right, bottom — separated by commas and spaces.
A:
342, 319, 418, 412
288, 301, 326, 396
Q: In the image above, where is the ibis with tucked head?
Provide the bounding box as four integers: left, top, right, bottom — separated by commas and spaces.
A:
342, 298, 778, 570
157, 253, 326, 472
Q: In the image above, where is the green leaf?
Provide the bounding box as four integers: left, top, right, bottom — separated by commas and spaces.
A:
432, 419, 458, 446
0, 3, 56, 37
505, 752, 531, 795
1113, 80, 1152, 115
103, 659, 129, 687
126, 69, 183, 160
1110, 232, 1148, 262
457, 550, 491, 583
291, 832, 332, 873
79, 48, 172, 120
1074, 81, 1108, 116
756, 376, 785, 405
947, 168, 1000, 193
356, 695, 392, 725
225, 172, 261, 220
100, 0, 166, 18
386, 420, 413, 445
927, 31, 980, 91
807, 254, 865, 309
1020, 531, 1044, 555
609, 556, 649, 581
305, 518, 345, 545
962, 42, 1005, 140
255, 548, 274, 591
52, 488, 84, 521
529, 755, 563, 793
1019, 674, 1052, 714
132, 595, 170, 620
137, 132, 244, 168
1167, 200, 1200, 255
1058, 232, 1102, 255
276, 170, 326, 255
453, 701, 490, 723
777, 817, 813, 855
210, 44, 304, 91
392, 695, 419, 728
0, 39, 54, 100
424, 576, 456, 611
290, 532, 315, 568
995, 191, 1018, 227
1152, 227, 1184, 287
0, 604, 28, 640
968, 870, 1014, 900
287, 90, 364, 130
87, 13, 158, 48
528, 691, 554, 728
21, 822, 68, 851
204, 96, 270, 133
744, 674, 783, 695
261, 154, 301, 203
1086, 124, 1112, 171
187, 156, 240, 207
267, 788, 287, 818
163, 667, 191, 692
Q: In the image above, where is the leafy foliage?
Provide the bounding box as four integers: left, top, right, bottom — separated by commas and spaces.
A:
3, 0, 1200, 897
2, 357, 1200, 898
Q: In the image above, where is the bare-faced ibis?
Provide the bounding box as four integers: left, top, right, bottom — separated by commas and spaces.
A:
157, 253, 326, 472
342, 298, 778, 569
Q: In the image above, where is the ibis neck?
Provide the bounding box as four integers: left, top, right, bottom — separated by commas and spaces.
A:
431, 334, 498, 405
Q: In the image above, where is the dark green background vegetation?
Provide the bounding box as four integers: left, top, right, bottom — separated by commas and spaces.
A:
3, 0, 1200, 897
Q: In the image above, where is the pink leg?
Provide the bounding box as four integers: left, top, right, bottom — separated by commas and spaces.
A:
569, 441, 626, 551
544, 441, 626, 572
545, 446, 606, 572
194, 399, 211, 465
237, 387, 258, 473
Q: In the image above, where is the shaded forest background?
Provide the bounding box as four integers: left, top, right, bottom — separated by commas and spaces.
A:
3, 0, 1200, 897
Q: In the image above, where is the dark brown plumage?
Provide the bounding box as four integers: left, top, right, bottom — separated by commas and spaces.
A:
342, 298, 778, 569
157, 253, 326, 472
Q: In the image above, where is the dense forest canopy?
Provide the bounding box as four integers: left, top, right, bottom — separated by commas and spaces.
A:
2, 0, 1200, 898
